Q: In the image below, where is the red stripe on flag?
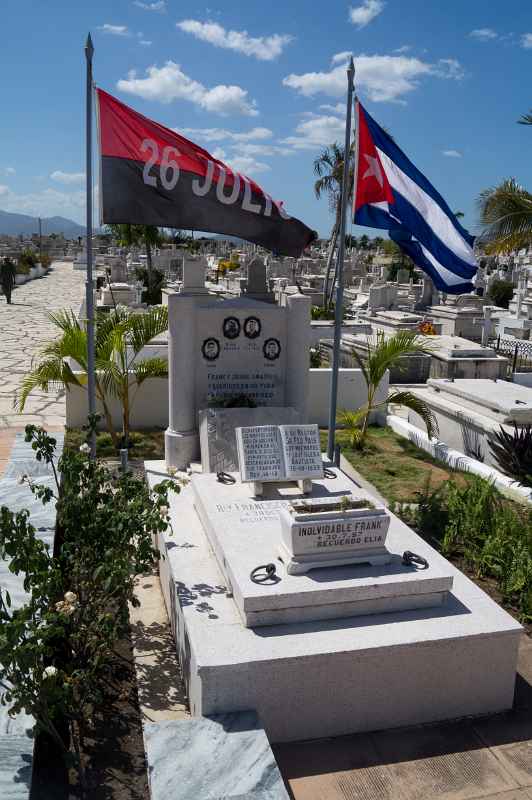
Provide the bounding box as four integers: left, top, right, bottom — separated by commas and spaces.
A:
96, 88, 266, 199
354, 101, 394, 212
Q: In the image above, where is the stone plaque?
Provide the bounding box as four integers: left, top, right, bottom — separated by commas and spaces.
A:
199, 407, 300, 474
195, 301, 286, 408
236, 424, 323, 484
236, 426, 285, 482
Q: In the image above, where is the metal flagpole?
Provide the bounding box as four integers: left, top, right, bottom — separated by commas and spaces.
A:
85, 34, 97, 458
327, 57, 356, 462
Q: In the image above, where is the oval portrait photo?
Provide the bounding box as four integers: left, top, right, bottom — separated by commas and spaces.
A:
243, 316, 261, 339
263, 337, 281, 361
222, 316, 241, 340
201, 337, 220, 361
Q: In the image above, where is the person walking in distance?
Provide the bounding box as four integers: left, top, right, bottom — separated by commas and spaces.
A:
0, 258, 16, 304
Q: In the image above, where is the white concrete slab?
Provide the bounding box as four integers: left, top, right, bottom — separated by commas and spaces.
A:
192, 471, 453, 626
146, 462, 522, 743
427, 378, 532, 424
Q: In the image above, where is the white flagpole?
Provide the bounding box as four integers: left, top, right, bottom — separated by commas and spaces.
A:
85, 34, 97, 458
326, 57, 356, 462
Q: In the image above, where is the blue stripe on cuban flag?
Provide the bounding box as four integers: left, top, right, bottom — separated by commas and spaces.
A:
355, 103, 478, 294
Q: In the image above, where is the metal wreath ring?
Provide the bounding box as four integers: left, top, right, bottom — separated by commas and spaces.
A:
250, 563, 278, 584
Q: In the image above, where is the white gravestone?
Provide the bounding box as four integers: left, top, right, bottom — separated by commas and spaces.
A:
165, 293, 311, 469
278, 495, 391, 575
236, 424, 323, 494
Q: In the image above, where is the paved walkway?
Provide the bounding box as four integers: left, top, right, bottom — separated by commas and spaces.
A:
274, 634, 532, 800
0, 261, 86, 430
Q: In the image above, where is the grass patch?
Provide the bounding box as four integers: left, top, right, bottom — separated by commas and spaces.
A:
65, 429, 165, 460
321, 426, 473, 505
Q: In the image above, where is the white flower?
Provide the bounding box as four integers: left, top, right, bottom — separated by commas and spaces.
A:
64, 591, 77, 604
43, 666, 57, 679
79, 443, 90, 454
160, 505, 169, 517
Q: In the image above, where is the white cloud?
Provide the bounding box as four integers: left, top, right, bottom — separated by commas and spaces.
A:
4, 167, 16, 175
443, 149, 462, 158
394, 45, 411, 53
349, 0, 385, 28
331, 51, 352, 66
50, 171, 85, 185
283, 53, 464, 103
280, 114, 345, 150
470, 28, 498, 41
139, 40, 152, 46
0, 185, 9, 196
134, 0, 166, 11
176, 20, 292, 60
226, 155, 270, 175
117, 61, 259, 116
319, 103, 344, 114
522, 33, 532, 49
180, 126, 273, 143
98, 24, 130, 36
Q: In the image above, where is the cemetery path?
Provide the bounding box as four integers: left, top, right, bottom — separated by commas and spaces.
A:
0, 261, 86, 431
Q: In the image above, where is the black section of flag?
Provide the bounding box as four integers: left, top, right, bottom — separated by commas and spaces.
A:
100, 156, 316, 257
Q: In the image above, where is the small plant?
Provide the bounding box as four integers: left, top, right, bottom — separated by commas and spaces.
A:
310, 347, 322, 368
289, 495, 375, 514
0, 425, 177, 793
489, 423, 532, 488
487, 278, 514, 308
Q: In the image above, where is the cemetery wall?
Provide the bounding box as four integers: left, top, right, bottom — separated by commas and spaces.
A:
307, 368, 388, 427
65, 370, 385, 431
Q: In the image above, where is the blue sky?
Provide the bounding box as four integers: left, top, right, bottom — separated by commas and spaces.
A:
0, 0, 531, 238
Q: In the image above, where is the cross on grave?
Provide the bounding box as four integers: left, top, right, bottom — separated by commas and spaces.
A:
473, 305, 496, 347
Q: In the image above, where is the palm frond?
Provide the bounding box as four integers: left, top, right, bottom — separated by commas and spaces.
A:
517, 110, 532, 126
126, 306, 169, 357
132, 357, 168, 385
15, 359, 83, 411
478, 178, 532, 253
366, 331, 434, 387
388, 390, 439, 439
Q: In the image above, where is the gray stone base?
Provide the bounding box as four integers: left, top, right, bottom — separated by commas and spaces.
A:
165, 427, 199, 470
144, 713, 289, 800
279, 540, 393, 574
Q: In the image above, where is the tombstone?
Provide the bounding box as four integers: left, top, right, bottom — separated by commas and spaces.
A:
416, 276, 435, 309
109, 257, 127, 283
165, 291, 311, 469
199, 406, 300, 474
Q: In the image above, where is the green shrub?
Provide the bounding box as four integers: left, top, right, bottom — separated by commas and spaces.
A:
488, 279, 514, 309
489, 423, 532, 488
398, 474, 532, 621
0, 425, 177, 785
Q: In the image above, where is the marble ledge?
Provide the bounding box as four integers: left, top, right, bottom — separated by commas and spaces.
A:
144, 712, 290, 800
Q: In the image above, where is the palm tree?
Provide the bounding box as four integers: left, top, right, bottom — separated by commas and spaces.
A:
478, 179, 532, 254
16, 306, 169, 448
107, 224, 162, 282
337, 331, 438, 449
314, 143, 353, 310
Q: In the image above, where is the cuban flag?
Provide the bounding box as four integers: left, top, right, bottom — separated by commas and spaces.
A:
354, 100, 477, 293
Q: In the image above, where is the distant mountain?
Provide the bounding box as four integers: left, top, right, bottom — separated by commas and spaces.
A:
0, 209, 86, 238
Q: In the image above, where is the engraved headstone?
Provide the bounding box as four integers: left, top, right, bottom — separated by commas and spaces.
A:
236, 424, 323, 484
199, 406, 300, 474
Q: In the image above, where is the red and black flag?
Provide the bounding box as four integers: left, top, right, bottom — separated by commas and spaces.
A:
96, 89, 316, 257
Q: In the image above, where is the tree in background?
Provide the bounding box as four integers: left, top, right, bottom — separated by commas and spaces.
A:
314, 143, 353, 310
478, 179, 532, 254
107, 223, 162, 284
488, 278, 514, 309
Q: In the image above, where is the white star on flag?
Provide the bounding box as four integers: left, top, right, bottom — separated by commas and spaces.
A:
362, 154, 383, 188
